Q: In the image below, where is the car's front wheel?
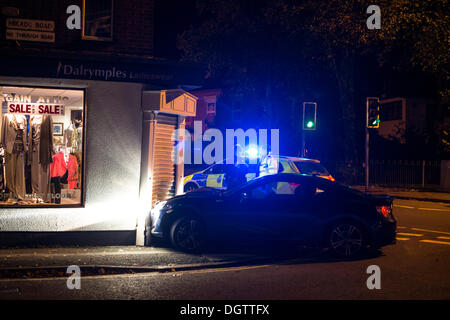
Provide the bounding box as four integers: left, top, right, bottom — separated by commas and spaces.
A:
170, 216, 205, 252
328, 221, 366, 258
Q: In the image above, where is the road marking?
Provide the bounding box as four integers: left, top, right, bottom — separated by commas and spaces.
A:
181, 264, 272, 275
397, 226, 407, 229
411, 228, 450, 236
437, 236, 450, 240
394, 205, 450, 212
417, 207, 449, 212
420, 240, 450, 246
396, 237, 410, 241
397, 232, 423, 237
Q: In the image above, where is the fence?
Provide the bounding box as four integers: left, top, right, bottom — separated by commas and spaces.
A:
368, 160, 440, 188
328, 160, 441, 189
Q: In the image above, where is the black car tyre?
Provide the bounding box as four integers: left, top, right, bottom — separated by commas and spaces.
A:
328, 221, 366, 258
170, 216, 205, 252
184, 183, 198, 193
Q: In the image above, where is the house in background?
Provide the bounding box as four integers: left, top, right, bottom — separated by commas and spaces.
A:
186, 89, 222, 133
378, 97, 433, 143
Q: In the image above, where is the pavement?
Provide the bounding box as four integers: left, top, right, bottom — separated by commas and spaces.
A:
0, 241, 313, 279
351, 186, 450, 203
0, 246, 262, 277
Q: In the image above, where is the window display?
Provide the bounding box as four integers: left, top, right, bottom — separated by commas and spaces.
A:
0, 86, 84, 206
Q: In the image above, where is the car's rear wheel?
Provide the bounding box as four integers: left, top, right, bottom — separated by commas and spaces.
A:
184, 183, 198, 193
328, 221, 366, 258
170, 216, 205, 252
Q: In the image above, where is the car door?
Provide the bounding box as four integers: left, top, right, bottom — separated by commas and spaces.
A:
211, 178, 278, 241
286, 179, 341, 242
205, 164, 225, 189
240, 175, 326, 243
216, 176, 312, 242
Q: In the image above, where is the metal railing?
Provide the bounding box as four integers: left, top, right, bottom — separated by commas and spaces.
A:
368, 160, 440, 188
328, 160, 441, 189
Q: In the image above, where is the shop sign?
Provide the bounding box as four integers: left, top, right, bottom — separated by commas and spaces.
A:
0, 55, 206, 86
6, 18, 55, 43
7, 103, 65, 116
6, 29, 55, 43
6, 18, 54, 32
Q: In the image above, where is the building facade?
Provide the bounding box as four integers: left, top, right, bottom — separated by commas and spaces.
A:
378, 97, 432, 144
0, 0, 203, 245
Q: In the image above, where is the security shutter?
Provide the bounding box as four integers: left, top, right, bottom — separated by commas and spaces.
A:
151, 114, 177, 206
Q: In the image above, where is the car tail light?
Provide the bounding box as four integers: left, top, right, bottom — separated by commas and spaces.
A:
376, 205, 391, 217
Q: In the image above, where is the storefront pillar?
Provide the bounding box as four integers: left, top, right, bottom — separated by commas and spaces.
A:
137, 90, 197, 246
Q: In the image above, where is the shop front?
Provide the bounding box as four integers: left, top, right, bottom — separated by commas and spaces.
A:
0, 53, 202, 246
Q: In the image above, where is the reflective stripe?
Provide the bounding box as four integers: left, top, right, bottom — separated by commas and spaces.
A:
183, 175, 194, 184
206, 174, 223, 187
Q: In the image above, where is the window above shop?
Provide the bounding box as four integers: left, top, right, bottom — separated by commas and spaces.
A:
82, 0, 114, 41
207, 102, 216, 114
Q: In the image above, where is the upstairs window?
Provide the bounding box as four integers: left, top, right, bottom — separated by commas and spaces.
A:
207, 102, 216, 114
82, 0, 114, 41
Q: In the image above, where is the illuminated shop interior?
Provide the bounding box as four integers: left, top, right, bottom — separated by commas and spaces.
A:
0, 86, 84, 206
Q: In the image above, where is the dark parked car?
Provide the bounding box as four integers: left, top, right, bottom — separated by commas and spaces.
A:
147, 173, 396, 258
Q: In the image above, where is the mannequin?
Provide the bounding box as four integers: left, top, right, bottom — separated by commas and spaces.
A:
1, 114, 27, 202
64, 121, 76, 148
28, 115, 53, 203
75, 119, 82, 151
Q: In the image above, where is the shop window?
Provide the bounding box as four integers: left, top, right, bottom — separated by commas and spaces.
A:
0, 86, 85, 207
82, 0, 114, 41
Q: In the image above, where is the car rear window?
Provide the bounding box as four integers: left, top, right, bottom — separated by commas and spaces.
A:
293, 161, 329, 176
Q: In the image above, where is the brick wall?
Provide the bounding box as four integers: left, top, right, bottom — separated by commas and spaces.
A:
0, 0, 154, 56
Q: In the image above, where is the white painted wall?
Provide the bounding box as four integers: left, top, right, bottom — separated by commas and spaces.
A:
0, 77, 145, 232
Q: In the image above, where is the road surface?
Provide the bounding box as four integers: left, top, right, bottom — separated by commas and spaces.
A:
1, 198, 449, 300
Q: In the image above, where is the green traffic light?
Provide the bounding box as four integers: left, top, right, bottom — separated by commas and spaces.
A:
306, 121, 314, 128
371, 118, 380, 126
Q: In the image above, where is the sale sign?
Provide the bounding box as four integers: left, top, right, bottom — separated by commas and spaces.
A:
8, 103, 65, 116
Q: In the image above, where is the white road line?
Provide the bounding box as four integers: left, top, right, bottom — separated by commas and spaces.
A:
397, 232, 423, 237
437, 236, 450, 240
420, 240, 450, 246
396, 237, 410, 241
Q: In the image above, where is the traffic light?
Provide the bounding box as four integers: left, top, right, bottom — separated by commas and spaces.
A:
303, 102, 317, 130
366, 97, 380, 128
